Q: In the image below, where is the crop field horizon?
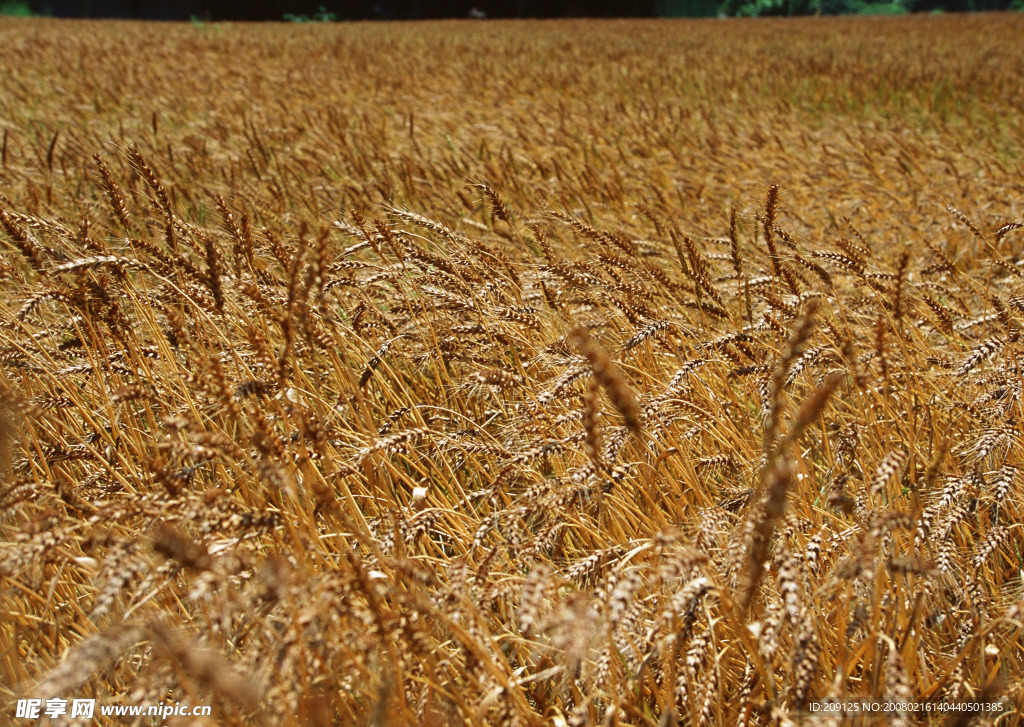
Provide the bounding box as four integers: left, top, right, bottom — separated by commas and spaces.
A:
1, 13, 1024, 726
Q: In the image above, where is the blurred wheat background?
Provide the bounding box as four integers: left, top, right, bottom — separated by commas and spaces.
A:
1, 14, 1024, 726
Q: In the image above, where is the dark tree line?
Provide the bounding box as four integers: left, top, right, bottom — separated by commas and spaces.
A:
29, 0, 1022, 19
35, 0, 658, 20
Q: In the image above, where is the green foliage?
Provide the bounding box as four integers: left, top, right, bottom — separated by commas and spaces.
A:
720, 0, 817, 15
0, 1, 33, 16
189, 15, 224, 33
284, 5, 338, 21
720, 0, 910, 13
856, 1, 908, 12
901, 0, 1015, 10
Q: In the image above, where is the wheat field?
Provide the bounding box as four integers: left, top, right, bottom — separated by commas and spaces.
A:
1, 13, 1024, 726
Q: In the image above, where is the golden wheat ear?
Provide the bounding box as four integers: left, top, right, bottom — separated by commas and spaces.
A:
568, 325, 641, 437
